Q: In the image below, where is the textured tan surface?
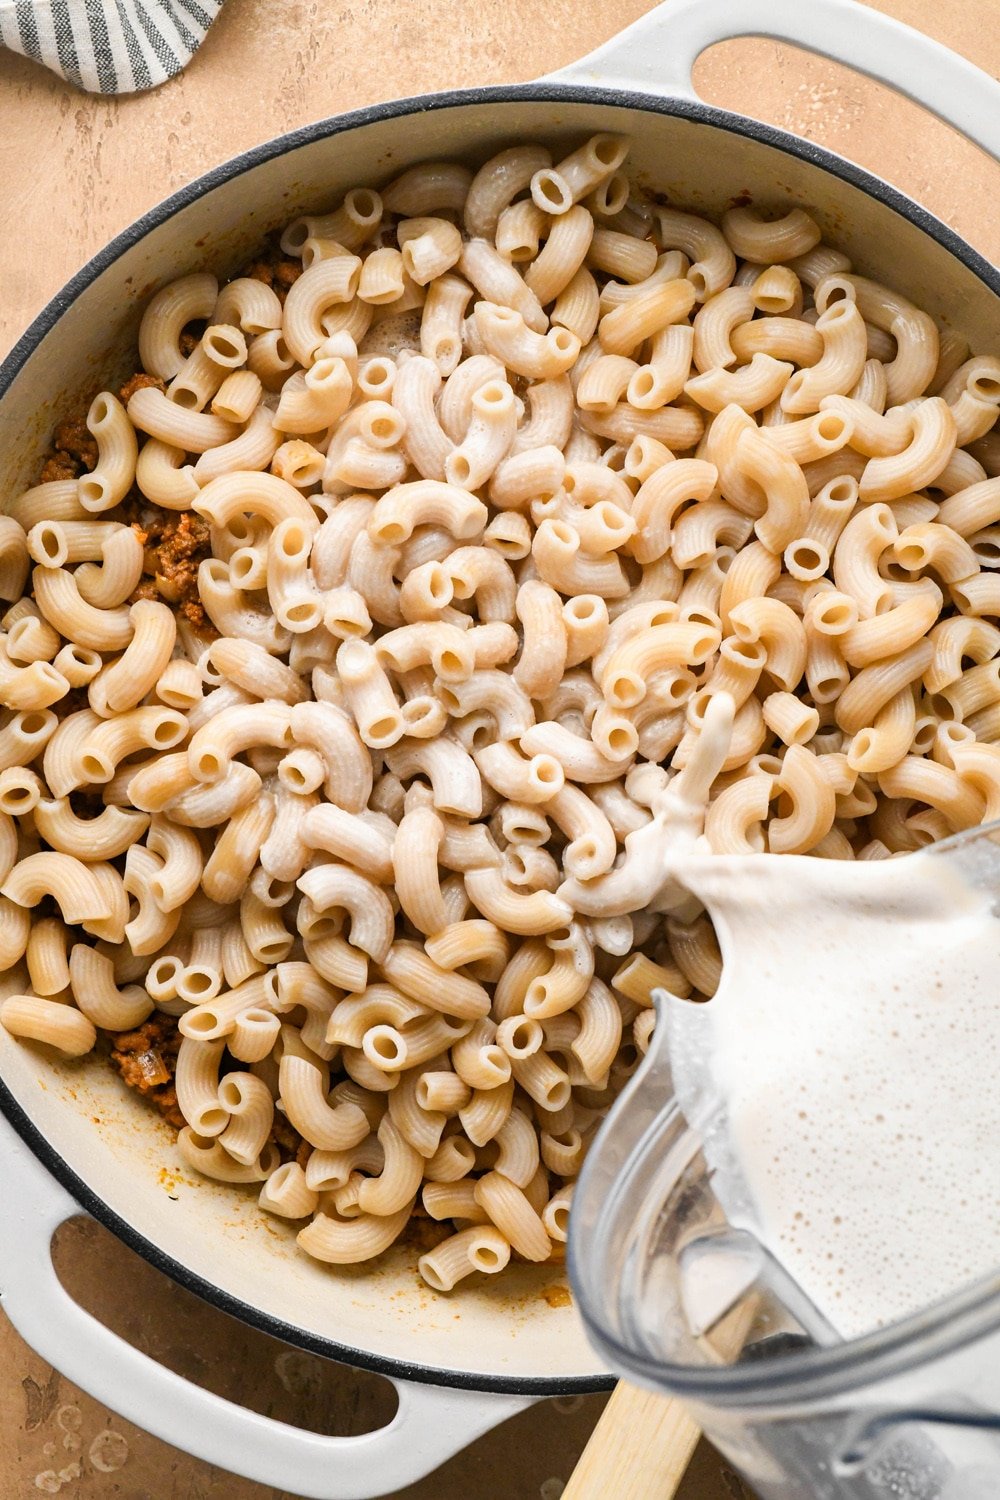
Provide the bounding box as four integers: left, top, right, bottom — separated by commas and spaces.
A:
0, 0, 997, 1495
0, 0, 998, 355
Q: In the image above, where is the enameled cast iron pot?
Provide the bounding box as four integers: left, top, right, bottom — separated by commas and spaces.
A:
0, 2, 998, 1494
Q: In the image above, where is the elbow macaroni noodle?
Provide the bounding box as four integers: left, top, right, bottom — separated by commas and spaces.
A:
1, 137, 997, 1290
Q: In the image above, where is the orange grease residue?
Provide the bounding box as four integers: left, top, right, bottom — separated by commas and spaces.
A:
541, 1285, 572, 1309
157, 1165, 194, 1193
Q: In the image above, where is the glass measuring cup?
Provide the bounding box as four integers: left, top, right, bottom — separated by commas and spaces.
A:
569, 822, 1000, 1499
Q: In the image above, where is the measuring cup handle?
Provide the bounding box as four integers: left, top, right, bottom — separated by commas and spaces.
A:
839, 1402, 1000, 1475
546, 0, 1000, 162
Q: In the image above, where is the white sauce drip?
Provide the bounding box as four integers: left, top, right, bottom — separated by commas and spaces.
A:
559, 693, 737, 920
577, 693, 1000, 1340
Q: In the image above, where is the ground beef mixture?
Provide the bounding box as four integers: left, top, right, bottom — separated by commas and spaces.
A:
109, 1013, 185, 1129
39, 413, 98, 483
111, 484, 215, 631
39, 372, 168, 482
177, 319, 213, 358
118, 371, 165, 405
239, 233, 302, 303
271, 1112, 312, 1169
128, 507, 214, 630
109, 1013, 309, 1165
33, 304, 311, 1159
37, 371, 216, 631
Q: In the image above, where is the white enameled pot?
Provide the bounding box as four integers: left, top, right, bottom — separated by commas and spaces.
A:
0, 2, 998, 1495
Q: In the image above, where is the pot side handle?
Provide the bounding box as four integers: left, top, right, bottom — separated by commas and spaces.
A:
547, 0, 1000, 163
0, 1116, 531, 1500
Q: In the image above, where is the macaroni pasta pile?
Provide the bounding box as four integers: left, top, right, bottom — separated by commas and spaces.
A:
2, 135, 1000, 1291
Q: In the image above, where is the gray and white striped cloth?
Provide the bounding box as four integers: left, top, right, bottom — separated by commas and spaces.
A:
0, 0, 224, 93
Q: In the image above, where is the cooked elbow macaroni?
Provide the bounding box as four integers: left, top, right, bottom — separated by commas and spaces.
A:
1, 138, 997, 1291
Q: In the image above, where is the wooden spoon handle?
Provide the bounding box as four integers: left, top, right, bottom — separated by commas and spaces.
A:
565, 1294, 761, 1499
562, 1381, 702, 1500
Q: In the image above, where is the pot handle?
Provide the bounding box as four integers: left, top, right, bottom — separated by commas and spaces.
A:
0, 1116, 531, 1500
547, 0, 1000, 162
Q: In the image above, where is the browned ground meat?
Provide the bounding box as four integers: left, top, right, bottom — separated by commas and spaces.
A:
38, 372, 163, 484
39, 453, 81, 482
38, 372, 212, 628
181, 598, 216, 632
109, 1014, 185, 1130
239, 234, 302, 303
53, 413, 98, 469
118, 495, 215, 631
34, 325, 300, 1151
109, 1013, 310, 1162
39, 412, 99, 482
128, 579, 161, 603
36, 383, 219, 629
146, 511, 212, 605
268, 1111, 311, 1167
118, 371, 166, 404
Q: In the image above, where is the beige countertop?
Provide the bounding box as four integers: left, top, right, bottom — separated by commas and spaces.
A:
0, 1, 998, 1495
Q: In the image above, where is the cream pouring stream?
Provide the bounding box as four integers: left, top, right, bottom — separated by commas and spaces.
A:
570, 693, 1000, 1341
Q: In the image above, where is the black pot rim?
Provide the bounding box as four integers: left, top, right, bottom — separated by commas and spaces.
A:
0, 77, 997, 1399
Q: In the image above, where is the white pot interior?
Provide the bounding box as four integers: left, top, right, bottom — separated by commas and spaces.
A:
1, 91, 997, 1389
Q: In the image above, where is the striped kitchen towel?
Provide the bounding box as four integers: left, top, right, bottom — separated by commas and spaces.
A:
0, 0, 224, 93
